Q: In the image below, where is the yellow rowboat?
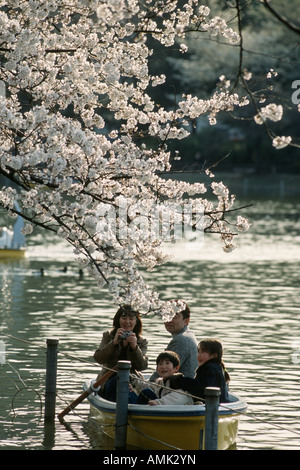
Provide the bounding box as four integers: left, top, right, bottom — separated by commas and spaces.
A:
0, 248, 26, 259
84, 379, 247, 450
0, 202, 26, 260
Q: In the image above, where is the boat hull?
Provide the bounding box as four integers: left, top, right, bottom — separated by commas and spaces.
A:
0, 248, 26, 259
85, 380, 247, 450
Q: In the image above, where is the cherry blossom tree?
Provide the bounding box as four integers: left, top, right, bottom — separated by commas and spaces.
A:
0, 0, 254, 318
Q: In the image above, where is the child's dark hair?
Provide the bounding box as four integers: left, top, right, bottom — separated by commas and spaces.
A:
198, 338, 223, 361
156, 350, 180, 368
199, 338, 230, 382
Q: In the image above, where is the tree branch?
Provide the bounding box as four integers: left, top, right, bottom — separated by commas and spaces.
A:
262, 0, 300, 35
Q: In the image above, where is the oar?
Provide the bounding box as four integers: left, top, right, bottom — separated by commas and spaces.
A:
57, 367, 117, 422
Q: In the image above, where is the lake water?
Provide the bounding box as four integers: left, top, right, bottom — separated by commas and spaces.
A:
1, 198, 300, 450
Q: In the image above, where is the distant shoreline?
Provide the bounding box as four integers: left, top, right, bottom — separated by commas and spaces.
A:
1, 171, 299, 201
167, 171, 300, 200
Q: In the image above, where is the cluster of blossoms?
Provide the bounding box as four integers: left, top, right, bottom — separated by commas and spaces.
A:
272, 136, 292, 150
201, 16, 240, 44
0, 0, 252, 316
254, 102, 292, 150
254, 103, 283, 125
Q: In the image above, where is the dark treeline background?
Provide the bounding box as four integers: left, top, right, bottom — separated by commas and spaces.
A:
147, 0, 300, 175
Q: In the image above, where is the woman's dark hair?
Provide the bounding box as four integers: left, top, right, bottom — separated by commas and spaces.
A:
111, 305, 143, 338
156, 350, 180, 368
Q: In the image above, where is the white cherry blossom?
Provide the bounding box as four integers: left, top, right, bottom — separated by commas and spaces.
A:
254, 103, 283, 125
272, 136, 292, 149
0, 0, 257, 317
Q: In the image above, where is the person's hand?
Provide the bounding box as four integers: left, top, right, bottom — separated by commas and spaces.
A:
148, 400, 159, 406
113, 328, 124, 345
124, 332, 137, 350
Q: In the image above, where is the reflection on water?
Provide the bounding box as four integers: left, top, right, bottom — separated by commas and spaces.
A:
1, 200, 300, 450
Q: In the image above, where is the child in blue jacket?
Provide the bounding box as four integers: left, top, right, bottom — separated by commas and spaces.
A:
169, 338, 230, 403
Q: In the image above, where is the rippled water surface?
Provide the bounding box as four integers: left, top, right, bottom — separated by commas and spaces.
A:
1, 199, 300, 450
